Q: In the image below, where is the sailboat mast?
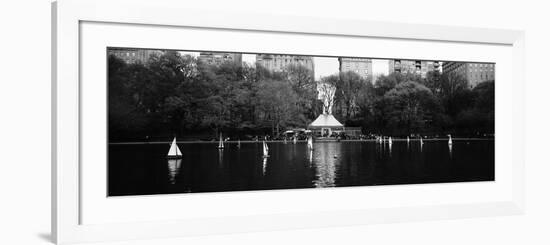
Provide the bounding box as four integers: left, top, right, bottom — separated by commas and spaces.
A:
175, 137, 178, 156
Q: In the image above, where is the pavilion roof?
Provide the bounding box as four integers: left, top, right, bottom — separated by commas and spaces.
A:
308, 114, 343, 127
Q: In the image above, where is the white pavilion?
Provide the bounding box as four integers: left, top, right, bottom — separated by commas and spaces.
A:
308, 113, 344, 137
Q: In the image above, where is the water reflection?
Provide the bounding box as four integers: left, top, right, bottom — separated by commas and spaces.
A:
218, 149, 224, 167
262, 157, 267, 176
308, 149, 313, 166
109, 140, 495, 196
312, 143, 342, 188
167, 159, 181, 184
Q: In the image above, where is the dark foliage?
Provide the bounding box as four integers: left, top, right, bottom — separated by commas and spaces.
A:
108, 53, 494, 141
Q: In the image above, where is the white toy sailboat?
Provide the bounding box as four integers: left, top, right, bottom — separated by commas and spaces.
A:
237, 139, 241, 148
307, 136, 313, 151
262, 141, 269, 158
448, 134, 453, 145
407, 136, 410, 143
166, 137, 183, 159
388, 136, 393, 145
217, 133, 224, 149
293, 136, 297, 144
420, 136, 424, 145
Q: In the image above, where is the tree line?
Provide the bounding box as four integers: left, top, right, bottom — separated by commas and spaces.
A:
108, 51, 494, 141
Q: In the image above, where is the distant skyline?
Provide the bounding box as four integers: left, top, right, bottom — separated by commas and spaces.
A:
181, 51, 402, 80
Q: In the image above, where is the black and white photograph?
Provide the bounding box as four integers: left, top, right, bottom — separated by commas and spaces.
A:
107, 48, 495, 196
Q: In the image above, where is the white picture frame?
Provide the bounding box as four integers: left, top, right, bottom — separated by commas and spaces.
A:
52, 0, 525, 244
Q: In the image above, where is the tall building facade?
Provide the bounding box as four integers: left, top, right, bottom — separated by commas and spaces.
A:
338, 58, 373, 80
255, 54, 314, 77
198, 52, 242, 66
107, 48, 161, 65
388, 59, 441, 78
442, 62, 495, 88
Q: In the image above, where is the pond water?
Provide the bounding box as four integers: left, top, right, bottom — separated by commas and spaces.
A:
108, 140, 494, 196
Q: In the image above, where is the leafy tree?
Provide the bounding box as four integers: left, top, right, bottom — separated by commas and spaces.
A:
334, 71, 369, 123
455, 80, 495, 135
374, 72, 423, 96
438, 72, 474, 117
284, 64, 319, 121
383, 81, 439, 135
473, 80, 495, 113
108, 56, 151, 139
424, 70, 442, 95
285, 64, 314, 90
255, 79, 303, 135
354, 80, 376, 127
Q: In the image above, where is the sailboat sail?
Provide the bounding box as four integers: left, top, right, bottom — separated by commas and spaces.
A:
307, 137, 313, 150
167, 137, 182, 158
262, 141, 269, 157
218, 134, 224, 149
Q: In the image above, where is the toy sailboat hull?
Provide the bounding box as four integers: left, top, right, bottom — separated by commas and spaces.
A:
166, 155, 183, 159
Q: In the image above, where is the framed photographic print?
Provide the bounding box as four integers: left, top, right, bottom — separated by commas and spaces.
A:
52, 0, 525, 244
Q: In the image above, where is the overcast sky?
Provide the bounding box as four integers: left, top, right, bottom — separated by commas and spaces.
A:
181, 51, 390, 80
